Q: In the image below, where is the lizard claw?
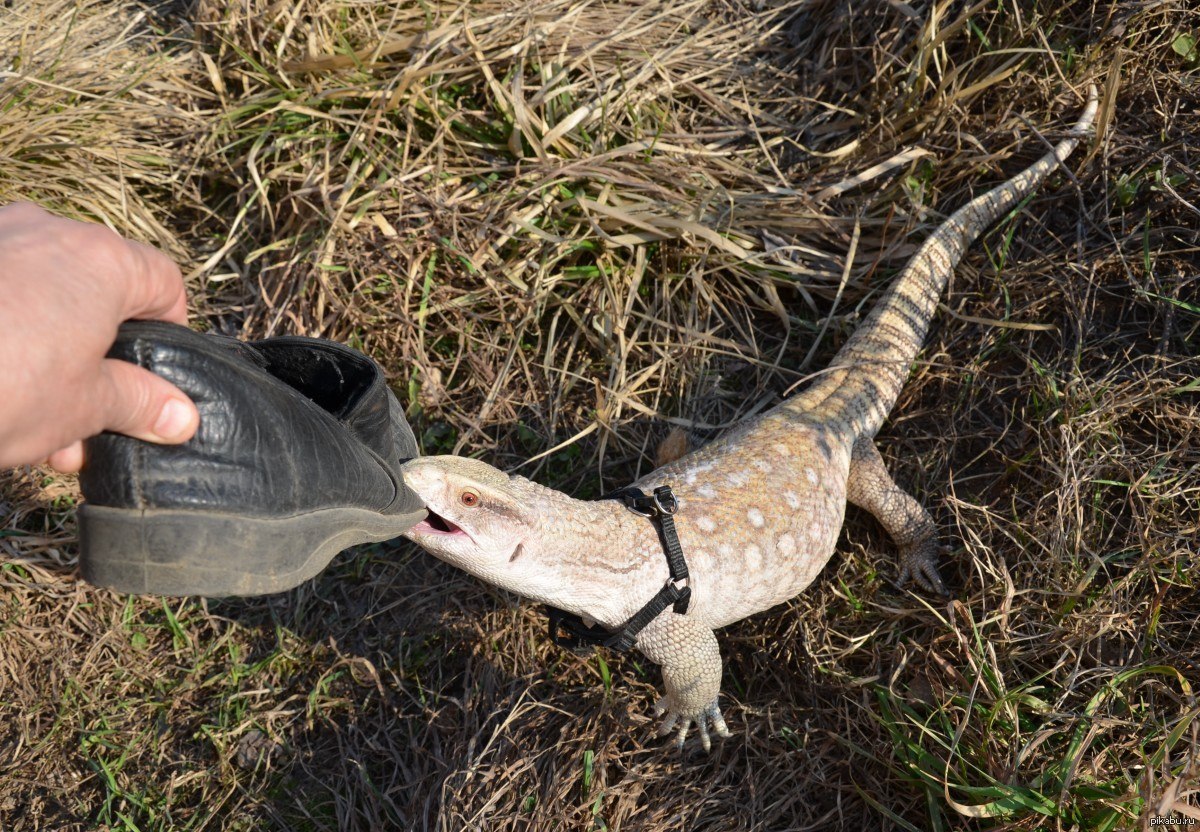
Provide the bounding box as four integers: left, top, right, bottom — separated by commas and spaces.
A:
898, 540, 948, 596
654, 696, 731, 752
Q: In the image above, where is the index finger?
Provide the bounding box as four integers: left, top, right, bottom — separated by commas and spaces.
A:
120, 237, 189, 325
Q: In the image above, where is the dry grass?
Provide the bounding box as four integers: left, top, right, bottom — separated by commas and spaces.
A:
2, 0, 1199, 829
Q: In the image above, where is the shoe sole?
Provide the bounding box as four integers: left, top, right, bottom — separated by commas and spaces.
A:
78, 504, 426, 597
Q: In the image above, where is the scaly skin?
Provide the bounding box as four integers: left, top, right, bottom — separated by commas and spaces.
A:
401, 88, 1099, 751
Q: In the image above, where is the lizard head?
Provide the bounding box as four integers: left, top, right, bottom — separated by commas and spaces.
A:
399, 456, 543, 590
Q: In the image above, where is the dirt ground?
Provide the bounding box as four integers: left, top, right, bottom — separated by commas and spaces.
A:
1, 0, 1198, 829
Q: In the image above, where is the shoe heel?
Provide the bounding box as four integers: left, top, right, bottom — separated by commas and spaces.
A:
79, 504, 272, 596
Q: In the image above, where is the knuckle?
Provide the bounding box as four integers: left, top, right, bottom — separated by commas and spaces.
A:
76, 222, 127, 257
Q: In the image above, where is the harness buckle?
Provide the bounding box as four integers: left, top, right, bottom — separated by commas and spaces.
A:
610, 486, 657, 517
627, 499, 656, 518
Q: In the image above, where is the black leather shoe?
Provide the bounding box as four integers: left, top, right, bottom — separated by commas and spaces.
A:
78, 321, 427, 596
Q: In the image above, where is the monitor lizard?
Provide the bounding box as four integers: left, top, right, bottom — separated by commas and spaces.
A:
399, 86, 1098, 751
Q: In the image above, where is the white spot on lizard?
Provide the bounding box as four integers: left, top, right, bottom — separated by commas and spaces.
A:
784, 491, 801, 509
696, 516, 717, 533
805, 467, 819, 485
745, 544, 762, 569
747, 508, 765, 528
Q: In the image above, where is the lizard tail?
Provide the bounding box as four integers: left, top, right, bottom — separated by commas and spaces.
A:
795, 85, 1099, 438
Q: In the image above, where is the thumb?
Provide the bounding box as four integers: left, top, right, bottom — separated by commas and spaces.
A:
97, 358, 200, 444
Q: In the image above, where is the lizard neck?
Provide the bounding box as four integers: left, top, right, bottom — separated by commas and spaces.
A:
504, 484, 664, 627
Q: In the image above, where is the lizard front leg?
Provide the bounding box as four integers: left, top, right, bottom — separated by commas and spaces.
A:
847, 437, 948, 595
635, 611, 729, 751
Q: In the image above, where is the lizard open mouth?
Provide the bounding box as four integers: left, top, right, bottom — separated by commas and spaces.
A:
412, 510, 464, 536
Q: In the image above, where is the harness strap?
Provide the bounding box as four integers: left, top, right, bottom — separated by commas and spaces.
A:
545, 484, 692, 652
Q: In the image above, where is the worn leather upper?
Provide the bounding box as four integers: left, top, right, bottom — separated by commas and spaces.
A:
80, 321, 425, 519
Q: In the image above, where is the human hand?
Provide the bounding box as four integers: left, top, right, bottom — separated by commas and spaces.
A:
0, 203, 199, 472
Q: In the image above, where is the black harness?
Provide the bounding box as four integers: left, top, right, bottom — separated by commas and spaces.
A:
544, 484, 691, 652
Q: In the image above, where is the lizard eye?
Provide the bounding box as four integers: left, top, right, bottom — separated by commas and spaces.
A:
460, 489, 480, 508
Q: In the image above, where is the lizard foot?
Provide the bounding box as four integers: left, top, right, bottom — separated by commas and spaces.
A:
654, 696, 731, 752
898, 538, 948, 596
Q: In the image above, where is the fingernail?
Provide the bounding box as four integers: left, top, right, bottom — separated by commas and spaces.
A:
153, 398, 195, 441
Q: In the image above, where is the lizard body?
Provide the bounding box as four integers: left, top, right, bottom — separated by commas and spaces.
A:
401, 88, 1098, 750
